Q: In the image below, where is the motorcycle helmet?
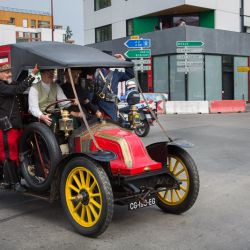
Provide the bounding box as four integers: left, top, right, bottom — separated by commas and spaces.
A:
126, 80, 136, 90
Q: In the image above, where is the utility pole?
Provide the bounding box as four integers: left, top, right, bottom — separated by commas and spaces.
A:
51, 0, 54, 41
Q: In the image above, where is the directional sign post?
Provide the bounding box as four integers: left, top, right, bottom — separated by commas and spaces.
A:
124, 39, 151, 48
176, 41, 204, 47
125, 49, 151, 59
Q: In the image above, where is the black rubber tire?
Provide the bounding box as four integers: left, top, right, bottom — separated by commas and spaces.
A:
60, 157, 114, 237
19, 122, 62, 192
134, 119, 150, 137
156, 145, 200, 214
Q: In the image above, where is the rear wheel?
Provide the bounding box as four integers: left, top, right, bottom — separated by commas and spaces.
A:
134, 119, 150, 137
19, 122, 62, 192
156, 145, 199, 214
60, 157, 113, 237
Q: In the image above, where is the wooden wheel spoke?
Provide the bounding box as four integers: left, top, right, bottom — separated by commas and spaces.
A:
175, 167, 185, 177
69, 196, 76, 201
90, 198, 101, 209
88, 204, 99, 220
85, 172, 91, 188
175, 190, 182, 200
171, 190, 174, 203
80, 205, 85, 220
164, 190, 168, 200
89, 181, 97, 192
79, 171, 85, 187
86, 205, 92, 223
69, 184, 80, 193
73, 202, 81, 212
73, 175, 82, 189
169, 158, 172, 172
180, 185, 187, 192
90, 193, 101, 198
172, 160, 179, 174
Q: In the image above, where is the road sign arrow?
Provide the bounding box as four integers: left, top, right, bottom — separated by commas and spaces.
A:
176, 41, 205, 47
125, 49, 151, 58
124, 39, 151, 48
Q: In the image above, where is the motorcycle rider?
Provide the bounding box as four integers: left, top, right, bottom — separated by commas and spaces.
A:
119, 80, 140, 113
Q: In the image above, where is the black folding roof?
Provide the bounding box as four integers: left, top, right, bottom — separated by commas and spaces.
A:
11, 41, 133, 80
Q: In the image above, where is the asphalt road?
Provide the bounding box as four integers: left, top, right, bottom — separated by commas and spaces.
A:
1, 113, 250, 250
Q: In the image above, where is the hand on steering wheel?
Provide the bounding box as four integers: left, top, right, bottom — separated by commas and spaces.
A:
44, 99, 74, 114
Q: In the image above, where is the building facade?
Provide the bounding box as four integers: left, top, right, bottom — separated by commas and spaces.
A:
0, 6, 66, 45
84, 0, 250, 102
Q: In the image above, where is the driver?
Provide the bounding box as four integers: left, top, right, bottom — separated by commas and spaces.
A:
28, 69, 78, 126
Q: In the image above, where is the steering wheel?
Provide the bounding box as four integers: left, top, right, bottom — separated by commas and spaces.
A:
44, 99, 74, 114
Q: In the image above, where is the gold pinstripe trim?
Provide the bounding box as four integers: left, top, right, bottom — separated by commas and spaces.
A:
95, 132, 133, 168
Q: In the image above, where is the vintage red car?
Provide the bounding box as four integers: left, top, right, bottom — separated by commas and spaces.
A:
0, 42, 199, 237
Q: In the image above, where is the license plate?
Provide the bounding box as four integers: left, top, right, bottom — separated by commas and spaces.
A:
128, 195, 156, 210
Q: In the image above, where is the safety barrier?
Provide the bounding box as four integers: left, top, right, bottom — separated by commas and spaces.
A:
165, 101, 209, 114
209, 100, 246, 113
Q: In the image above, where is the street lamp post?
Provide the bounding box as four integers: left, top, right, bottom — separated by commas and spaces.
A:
51, 0, 54, 41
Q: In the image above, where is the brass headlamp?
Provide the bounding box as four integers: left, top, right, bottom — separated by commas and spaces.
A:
128, 105, 140, 129
59, 110, 74, 137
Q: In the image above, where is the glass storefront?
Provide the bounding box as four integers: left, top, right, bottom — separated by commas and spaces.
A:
153, 56, 169, 93
205, 55, 222, 100
152, 54, 248, 101
170, 55, 185, 100
234, 57, 248, 100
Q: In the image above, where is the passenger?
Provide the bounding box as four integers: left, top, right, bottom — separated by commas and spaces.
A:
94, 53, 134, 121
28, 69, 78, 126
61, 69, 102, 119
0, 63, 39, 191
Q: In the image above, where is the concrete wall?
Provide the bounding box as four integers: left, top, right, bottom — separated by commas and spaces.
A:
88, 26, 250, 57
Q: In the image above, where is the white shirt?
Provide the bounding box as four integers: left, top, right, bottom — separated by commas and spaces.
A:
28, 81, 69, 118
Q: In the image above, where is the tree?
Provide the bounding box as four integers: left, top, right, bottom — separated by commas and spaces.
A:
65, 26, 73, 42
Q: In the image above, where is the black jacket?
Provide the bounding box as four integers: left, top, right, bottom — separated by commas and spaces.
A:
0, 75, 35, 128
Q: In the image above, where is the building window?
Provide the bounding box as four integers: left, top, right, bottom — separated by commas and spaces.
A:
95, 24, 112, 43
23, 19, 28, 28
38, 20, 50, 28
94, 0, 111, 11
9, 17, 15, 25
173, 15, 199, 27
31, 20, 36, 28
126, 19, 134, 36
31, 33, 41, 42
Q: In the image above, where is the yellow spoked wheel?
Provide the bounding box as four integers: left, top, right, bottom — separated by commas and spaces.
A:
60, 157, 113, 237
65, 167, 102, 227
156, 145, 199, 214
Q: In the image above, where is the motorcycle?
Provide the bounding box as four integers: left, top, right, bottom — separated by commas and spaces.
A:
118, 101, 157, 137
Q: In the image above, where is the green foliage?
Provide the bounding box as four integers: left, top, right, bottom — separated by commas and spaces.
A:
65, 26, 73, 41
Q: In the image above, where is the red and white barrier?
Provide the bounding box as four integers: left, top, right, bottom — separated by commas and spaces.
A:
209, 100, 246, 113
165, 101, 209, 114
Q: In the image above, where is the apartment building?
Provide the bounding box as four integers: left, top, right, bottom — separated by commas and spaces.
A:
84, 0, 250, 102
0, 6, 66, 45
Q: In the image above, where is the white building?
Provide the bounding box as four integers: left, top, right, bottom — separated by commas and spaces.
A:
0, 6, 66, 46
84, 0, 250, 45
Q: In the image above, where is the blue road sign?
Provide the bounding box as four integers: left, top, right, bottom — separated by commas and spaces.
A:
124, 39, 151, 48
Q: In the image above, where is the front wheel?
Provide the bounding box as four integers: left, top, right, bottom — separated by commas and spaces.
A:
60, 157, 114, 237
134, 119, 150, 137
156, 145, 199, 214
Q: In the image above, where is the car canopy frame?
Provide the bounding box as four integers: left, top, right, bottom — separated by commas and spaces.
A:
10, 41, 134, 81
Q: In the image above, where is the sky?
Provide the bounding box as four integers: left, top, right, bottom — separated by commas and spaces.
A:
0, 0, 84, 44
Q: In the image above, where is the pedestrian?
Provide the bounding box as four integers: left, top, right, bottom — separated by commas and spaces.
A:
0, 63, 39, 191
94, 53, 134, 121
